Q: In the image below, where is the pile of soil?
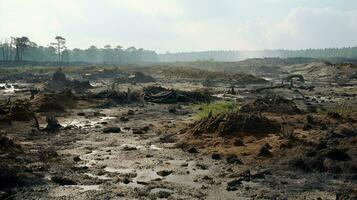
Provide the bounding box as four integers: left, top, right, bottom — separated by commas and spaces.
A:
115, 72, 156, 84
143, 86, 213, 104
0, 133, 24, 194
0, 100, 34, 123
47, 69, 92, 92
284, 136, 356, 176
240, 94, 301, 114
185, 112, 280, 137
31, 90, 76, 112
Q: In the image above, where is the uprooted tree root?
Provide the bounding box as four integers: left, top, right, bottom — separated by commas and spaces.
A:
144, 86, 214, 104
91, 89, 142, 104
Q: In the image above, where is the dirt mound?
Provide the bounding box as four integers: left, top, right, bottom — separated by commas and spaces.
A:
143, 86, 213, 104
31, 90, 76, 112
46, 68, 93, 92
0, 100, 34, 123
286, 62, 357, 83
115, 72, 156, 84
240, 94, 301, 114
185, 112, 280, 137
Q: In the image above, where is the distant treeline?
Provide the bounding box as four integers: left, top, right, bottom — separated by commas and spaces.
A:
159, 47, 357, 62
1, 36, 357, 64
0, 36, 158, 64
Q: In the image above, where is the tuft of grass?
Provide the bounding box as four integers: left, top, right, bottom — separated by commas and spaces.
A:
193, 100, 240, 121
279, 125, 296, 140
317, 103, 356, 117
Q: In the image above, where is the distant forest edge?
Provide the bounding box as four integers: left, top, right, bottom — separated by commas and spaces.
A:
159, 47, 357, 62
1, 36, 357, 64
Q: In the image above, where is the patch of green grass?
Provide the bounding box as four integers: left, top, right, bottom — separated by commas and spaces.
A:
317, 104, 356, 117
193, 100, 240, 121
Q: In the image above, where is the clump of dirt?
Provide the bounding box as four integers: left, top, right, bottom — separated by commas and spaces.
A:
47, 68, 92, 92
31, 90, 76, 112
115, 71, 156, 84
0, 100, 34, 123
240, 94, 301, 114
143, 86, 213, 104
184, 112, 280, 137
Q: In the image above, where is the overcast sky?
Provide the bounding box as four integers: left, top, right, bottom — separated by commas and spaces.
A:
1, 0, 357, 52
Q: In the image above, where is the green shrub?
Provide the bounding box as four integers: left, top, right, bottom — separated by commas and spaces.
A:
194, 100, 240, 120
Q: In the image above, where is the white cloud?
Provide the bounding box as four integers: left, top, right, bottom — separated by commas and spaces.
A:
0, 0, 86, 46
106, 0, 184, 18
265, 7, 357, 49
0, 1, 356, 52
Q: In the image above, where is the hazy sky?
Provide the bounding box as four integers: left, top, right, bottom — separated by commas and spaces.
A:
1, 0, 357, 52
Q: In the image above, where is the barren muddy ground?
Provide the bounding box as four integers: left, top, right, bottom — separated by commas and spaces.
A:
0, 61, 356, 199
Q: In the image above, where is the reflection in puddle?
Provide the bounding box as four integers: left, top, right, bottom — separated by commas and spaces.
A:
0, 83, 29, 94
60, 116, 116, 129
149, 145, 163, 151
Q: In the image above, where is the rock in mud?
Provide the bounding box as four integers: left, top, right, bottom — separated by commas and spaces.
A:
211, 153, 222, 160
120, 116, 129, 122
226, 179, 242, 191
226, 154, 243, 164
103, 127, 121, 133
51, 176, 77, 185
44, 116, 62, 132
132, 126, 149, 134
233, 139, 244, 146
73, 156, 81, 162
187, 146, 199, 154
156, 170, 173, 177
127, 110, 135, 115
121, 145, 137, 151
258, 144, 273, 157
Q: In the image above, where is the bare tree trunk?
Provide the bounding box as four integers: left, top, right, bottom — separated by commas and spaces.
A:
9, 40, 13, 61
58, 43, 61, 63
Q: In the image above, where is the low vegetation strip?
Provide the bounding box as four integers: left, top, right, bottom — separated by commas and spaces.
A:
193, 100, 240, 121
